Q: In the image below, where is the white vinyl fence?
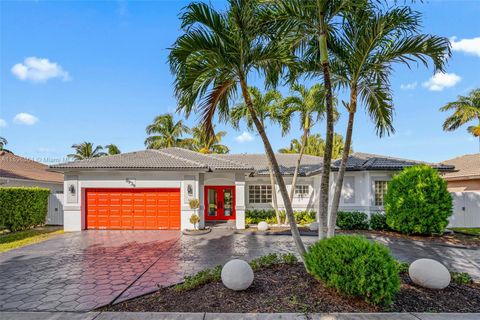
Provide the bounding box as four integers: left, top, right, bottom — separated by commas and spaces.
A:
449, 192, 480, 228
46, 192, 64, 225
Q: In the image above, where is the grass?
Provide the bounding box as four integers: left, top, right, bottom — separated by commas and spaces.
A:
450, 228, 480, 236
0, 227, 63, 252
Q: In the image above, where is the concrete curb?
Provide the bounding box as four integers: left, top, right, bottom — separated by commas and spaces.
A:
1, 312, 479, 320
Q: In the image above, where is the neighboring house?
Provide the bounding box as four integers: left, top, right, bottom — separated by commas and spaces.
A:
441, 154, 480, 228
0, 150, 64, 225
49, 148, 453, 231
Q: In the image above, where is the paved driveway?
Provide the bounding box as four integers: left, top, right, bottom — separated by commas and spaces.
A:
0, 230, 479, 312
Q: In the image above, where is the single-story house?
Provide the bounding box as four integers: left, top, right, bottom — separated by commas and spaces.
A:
49, 147, 453, 231
0, 150, 64, 225
441, 153, 480, 228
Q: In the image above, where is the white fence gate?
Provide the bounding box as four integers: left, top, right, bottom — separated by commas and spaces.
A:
46, 192, 64, 225
449, 192, 480, 228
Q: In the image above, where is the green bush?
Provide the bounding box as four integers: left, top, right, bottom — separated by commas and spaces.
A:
0, 187, 50, 232
336, 211, 369, 230
370, 213, 388, 230
395, 260, 410, 274
385, 165, 453, 235
294, 210, 316, 224
245, 209, 315, 225
450, 271, 473, 285
304, 235, 400, 305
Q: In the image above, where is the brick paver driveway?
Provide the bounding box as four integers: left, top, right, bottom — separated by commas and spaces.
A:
1, 229, 478, 312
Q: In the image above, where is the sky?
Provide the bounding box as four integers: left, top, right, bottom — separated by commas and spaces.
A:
0, 0, 479, 164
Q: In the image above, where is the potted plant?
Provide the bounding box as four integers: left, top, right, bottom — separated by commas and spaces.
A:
183, 198, 211, 235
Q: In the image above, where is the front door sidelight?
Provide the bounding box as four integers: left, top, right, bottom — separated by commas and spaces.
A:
204, 186, 236, 220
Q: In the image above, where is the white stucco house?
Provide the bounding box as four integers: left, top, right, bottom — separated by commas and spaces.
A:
49, 147, 454, 231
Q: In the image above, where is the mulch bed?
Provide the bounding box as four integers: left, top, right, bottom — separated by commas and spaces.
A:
104, 263, 480, 313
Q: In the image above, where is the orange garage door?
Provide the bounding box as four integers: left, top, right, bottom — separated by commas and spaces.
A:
86, 188, 180, 230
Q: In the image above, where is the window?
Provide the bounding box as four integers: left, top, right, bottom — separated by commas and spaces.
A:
374, 181, 388, 206
342, 176, 355, 204
248, 185, 272, 203
294, 185, 309, 198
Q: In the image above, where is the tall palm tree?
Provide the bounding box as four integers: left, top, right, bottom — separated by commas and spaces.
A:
440, 89, 480, 151
68, 142, 107, 160
169, 0, 307, 256
145, 114, 190, 149
0, 137, 7, 150
328, 6, 450, 237
279, 133, 348, 159
105, 144, 121, 155
185, 125, 230, 154
266, 0, 360, 239
231, 87, 284, 224
281, 83, 327, 202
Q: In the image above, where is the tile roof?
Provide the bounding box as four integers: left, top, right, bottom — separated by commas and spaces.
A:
332, 152, 454, 172
49, 148, 253, 172
0, 151, 63, 183
442, 153, 480, 180
216, 153, 323, 176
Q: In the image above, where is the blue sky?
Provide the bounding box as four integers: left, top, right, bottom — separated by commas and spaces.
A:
1, 0, 479, 164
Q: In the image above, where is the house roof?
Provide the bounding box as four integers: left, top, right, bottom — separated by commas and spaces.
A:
49, 148, 253, 172
332, 152, 454, 172
0, 151, 63, 184
441, 153, 480, 180
49, 148, 454, 176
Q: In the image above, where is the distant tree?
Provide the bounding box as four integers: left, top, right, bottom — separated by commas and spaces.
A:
145, 114, 190, 149
184, 125, 229, 154
0, 137, 7, 150
279, 133, 348, 159
105, 144, 121, 155
440, 88, 480, 151
68, 142, 107, 160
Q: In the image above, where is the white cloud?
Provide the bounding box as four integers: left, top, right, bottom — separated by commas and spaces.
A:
235, 131, 254, 143
451, 36, 480, 57
13, 113, 39, 125
422, 73, 461, 91
11, 57, 70, 83
0, 118, 6, 127
400, 82, 417, 90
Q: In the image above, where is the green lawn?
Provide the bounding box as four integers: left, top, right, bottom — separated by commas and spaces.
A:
0, 227, 64, 253
450, 228, 480, 236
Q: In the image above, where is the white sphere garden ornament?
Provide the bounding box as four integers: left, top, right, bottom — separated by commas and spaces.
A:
409, 258, 451, 290
257, 221, 269, 231
221, 259, 254, 291
309, 222, 319, 231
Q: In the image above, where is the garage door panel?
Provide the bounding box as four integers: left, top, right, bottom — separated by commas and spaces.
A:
86, 188, 180, 230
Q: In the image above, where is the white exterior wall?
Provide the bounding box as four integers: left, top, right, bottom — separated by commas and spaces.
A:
63, 170, 200, 231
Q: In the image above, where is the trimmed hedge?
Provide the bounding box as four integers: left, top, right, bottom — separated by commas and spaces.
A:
370, 213, 388, 230
245, 209, 315, 225
385, 165, 453, 235
0, 187, 50, 232
336, 211, 369, 230
305, 235, 400, 305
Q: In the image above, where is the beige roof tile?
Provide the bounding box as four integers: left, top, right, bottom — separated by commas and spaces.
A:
442, 153, 480, 179
0, 151, 63, 183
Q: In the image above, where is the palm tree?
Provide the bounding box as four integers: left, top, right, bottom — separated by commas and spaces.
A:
105, 144, 121, 155
266, 0, 359, 239
68, 142, 107, 160
440, 89, 480, 151
328, 6, 450, 237
0, 137, 7, 150
279, 133, 348, 159
185, 125, 230, 154
281, 83, 327, 202
145, 114, 190, 149
169, 0, 307, 256
231, 87, 284, 224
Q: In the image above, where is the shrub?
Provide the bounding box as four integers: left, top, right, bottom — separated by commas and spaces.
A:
304, 235, 400, 305
385, 165, 453, 235
0, 187, 50, 232
336, 211, 369, 230
245, 209, 314, 225
294, 210, 316, 224
370, 213, 388, 230
189, 214, 200, 229
395, 260, 410, 274
450, 271, 473, 285
245, 209, 276, 224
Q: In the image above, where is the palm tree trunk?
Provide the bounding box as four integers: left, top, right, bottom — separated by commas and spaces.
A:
318, 16, 335, 240
268, 161, 282, 225
239, 77, 307, 258
289, 127, 309, 202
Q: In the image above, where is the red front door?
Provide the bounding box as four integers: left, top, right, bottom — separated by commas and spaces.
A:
204, 186, 236, 220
